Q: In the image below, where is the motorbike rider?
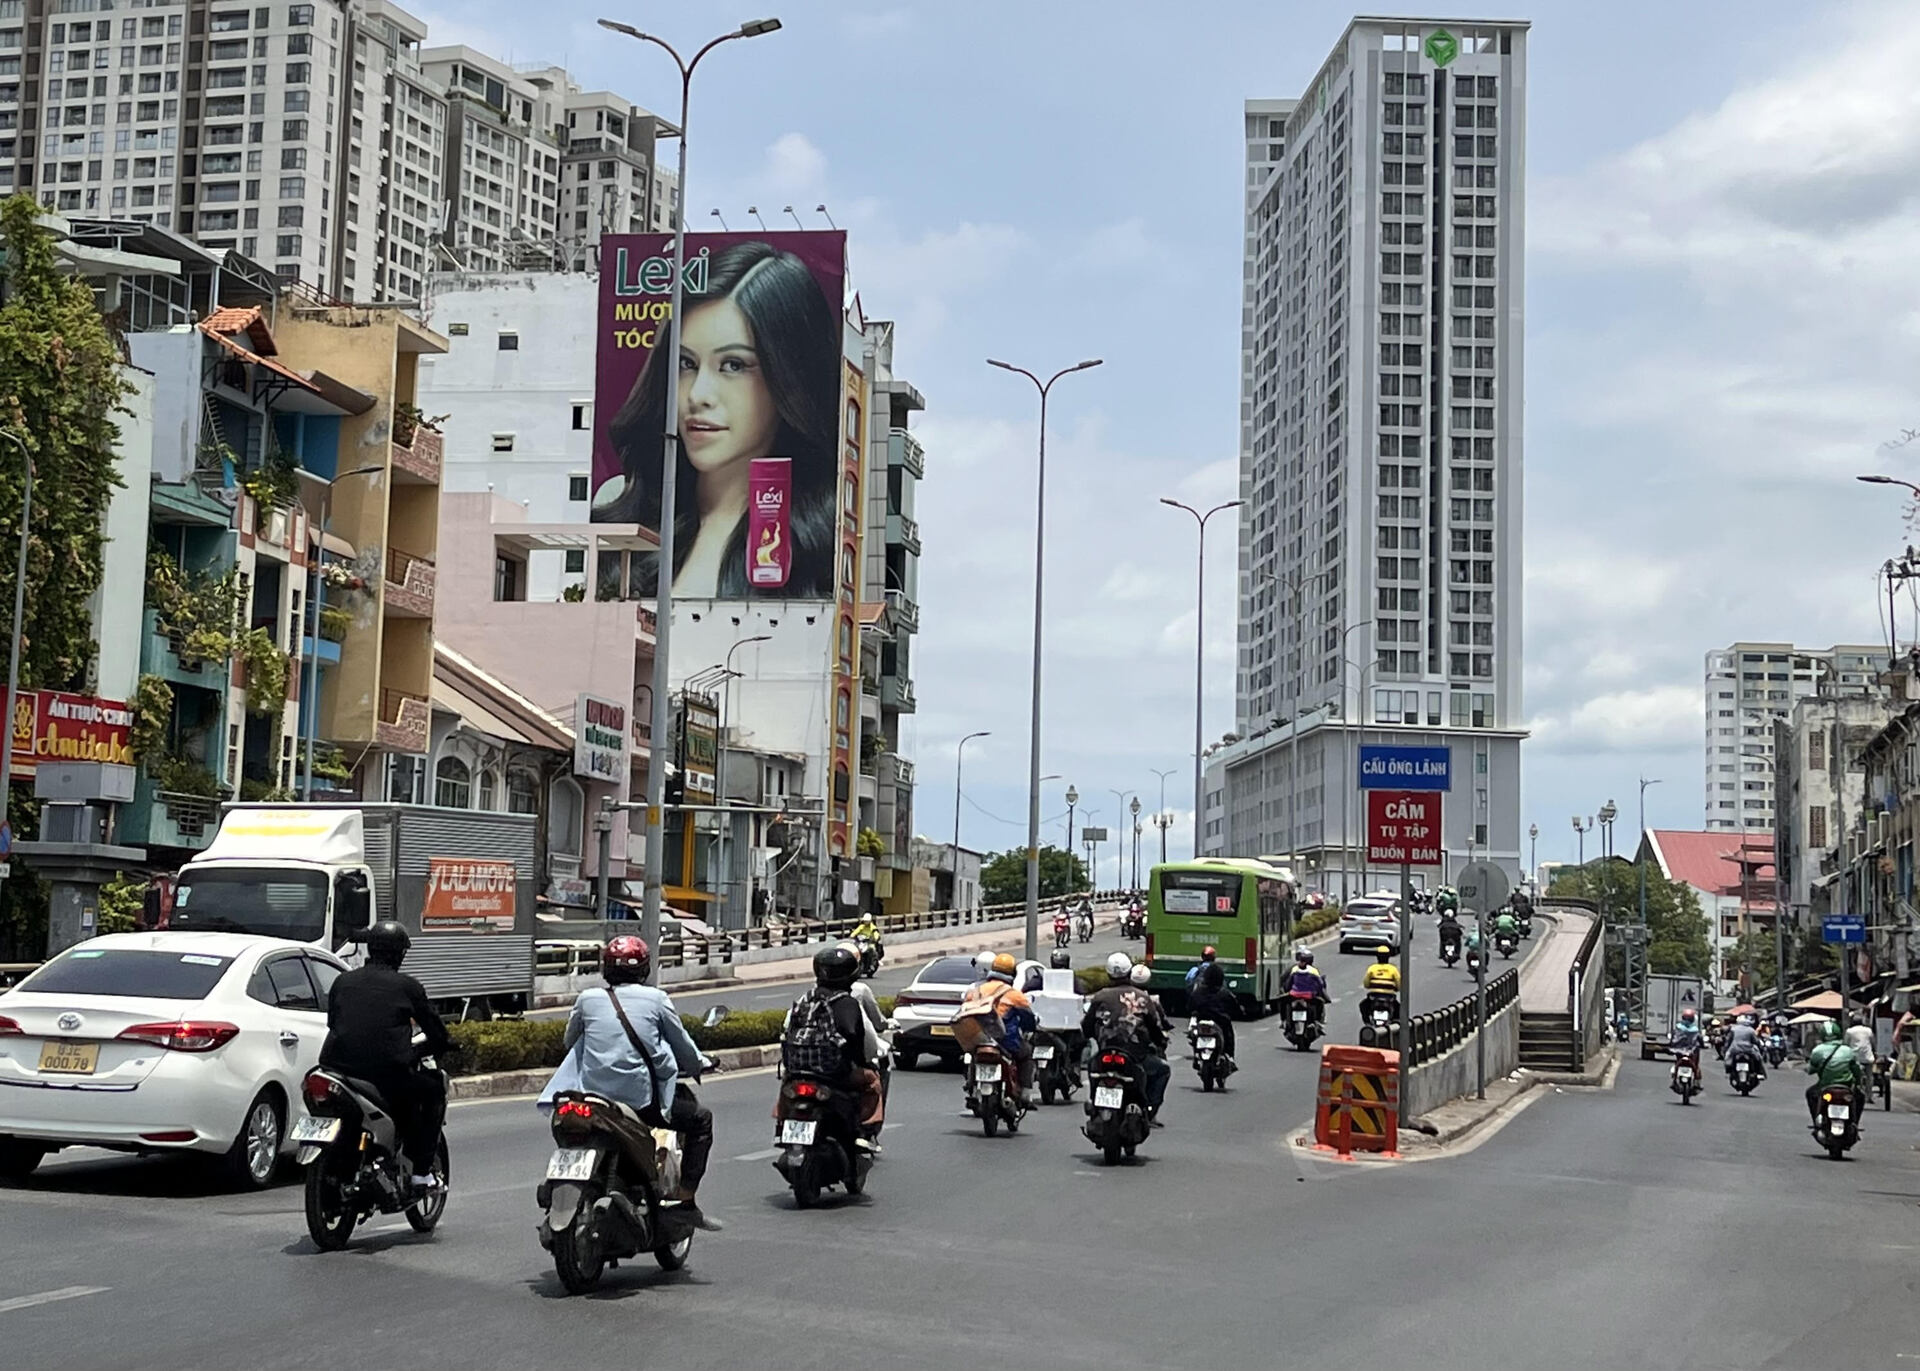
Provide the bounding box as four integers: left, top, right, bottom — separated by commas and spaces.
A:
1186, 960, 1238, 1060
1805, 1019, 1866, 1124
850, 913, 883, 968
1082, 952, 1172, 1124
954, 952, 1038, 1106
1491, 906, 1520, 947
1437, 900, 1463, 957
319, 920, 451, 1193
1284, 945, 1330, 1026
1845, 1015, 1878, 1080
558, 935, 721, 1229
1361, 945, 1402, 1023
784, 945, 885, 1147
1670, 1005, 1704, 1057
1185, 945, 1219, 987
1076, 894, 1096, 941
1724, 1012, 1766, 1081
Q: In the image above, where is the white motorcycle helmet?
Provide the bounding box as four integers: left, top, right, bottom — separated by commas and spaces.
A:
1105, 951, 1133, 982
1129, 963, 1153, 987
973, 950, 997, 977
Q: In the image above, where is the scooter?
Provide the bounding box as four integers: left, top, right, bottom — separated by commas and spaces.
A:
1078, 908, 1095, 943
1121, 904, 1146, 939
1466, 946, 1486, 980
964, 1042, 1026, 1137
1188, 1019, 1234, 1092
1670, 1046, 1701, 1105
1053, 914, 1071, 950
1728, 1052, 1761, 1097
1032, 1029, 1080, 1105
771, 1071, 873, 1208
1811, 1083, 1860, 1159
1282, 990, 1324, 1051
1764, 1039, 1788, 1069
1358, 992, 1397, 1048
1083, 1045, 1152, 1165
854, 936, 883, 979
298, 1061, 450, 1253
1438, 923, 1462, 968
1494, 930, 1518, 959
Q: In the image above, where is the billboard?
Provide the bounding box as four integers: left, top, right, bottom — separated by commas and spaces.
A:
1366, 791, 1442, 867
594, 231, 846, 601
679, 693, 719, 804
573, 693, 627, 781
9, 689, 135, 775
421, 856, 517, 932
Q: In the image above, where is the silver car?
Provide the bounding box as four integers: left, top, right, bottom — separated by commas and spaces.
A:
887, 955, 984, 1069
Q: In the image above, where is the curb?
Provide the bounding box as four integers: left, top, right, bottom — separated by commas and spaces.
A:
449, 1040, 784, 1102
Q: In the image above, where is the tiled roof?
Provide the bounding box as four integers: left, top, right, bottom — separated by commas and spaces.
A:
199, 307, 319, 395
1647, 829, 1776, 909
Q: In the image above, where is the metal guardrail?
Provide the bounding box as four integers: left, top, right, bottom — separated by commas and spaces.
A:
1567, 913, 1607, 1072
1405, 968, 1519, 1068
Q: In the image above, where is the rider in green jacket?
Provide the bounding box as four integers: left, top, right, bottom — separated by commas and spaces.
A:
1805, 1020, 1865, 1123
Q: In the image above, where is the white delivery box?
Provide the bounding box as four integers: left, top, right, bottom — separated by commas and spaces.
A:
1029, 967, 1087, 1033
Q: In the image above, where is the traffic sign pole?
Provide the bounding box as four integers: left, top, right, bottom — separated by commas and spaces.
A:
1399, 859, 1412, 1066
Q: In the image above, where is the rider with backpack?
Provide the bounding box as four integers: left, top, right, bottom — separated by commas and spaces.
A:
782, 945, 884, 1149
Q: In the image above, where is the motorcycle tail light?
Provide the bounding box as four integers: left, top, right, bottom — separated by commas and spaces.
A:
302, 1071, 337, 1109
792, 1080, 819, 1099
555, 1100, 594, 1119
1100, 1052, 1127, 1066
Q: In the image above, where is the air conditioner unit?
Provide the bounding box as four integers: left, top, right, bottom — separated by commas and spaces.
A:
41, 802, 108, 845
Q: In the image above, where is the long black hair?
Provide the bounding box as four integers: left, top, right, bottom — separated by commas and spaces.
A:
602, 240, 840, 599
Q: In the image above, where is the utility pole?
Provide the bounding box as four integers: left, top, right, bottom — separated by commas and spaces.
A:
1635, 777, 1661, 1030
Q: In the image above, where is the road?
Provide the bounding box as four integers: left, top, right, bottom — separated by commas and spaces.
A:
0, 921, 1555, 1370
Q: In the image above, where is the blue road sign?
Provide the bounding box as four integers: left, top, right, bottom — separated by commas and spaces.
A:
1823, 915, 1865, 945
0, 820, 11, 858
1358, 744, 1451, 792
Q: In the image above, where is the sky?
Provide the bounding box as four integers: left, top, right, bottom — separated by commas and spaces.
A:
420, 0, 1920, 880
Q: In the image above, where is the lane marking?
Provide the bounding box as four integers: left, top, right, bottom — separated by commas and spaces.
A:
731, 1147, 779, 1162
0, 1286, 110, 1316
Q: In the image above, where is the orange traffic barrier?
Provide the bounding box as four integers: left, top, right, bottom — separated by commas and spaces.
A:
1312, 1044, 1401, 1159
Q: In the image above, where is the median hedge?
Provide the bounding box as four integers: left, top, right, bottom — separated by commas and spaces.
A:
444, 995, 899, 1078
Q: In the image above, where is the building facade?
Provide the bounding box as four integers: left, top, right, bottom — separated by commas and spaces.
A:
1207, 18, 1529, 884
1771, 682, 1893, 924
1704, 641, 1885, 832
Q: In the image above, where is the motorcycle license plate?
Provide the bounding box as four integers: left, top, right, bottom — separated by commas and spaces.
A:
1033, 1046, 1055, 1062
1195, 1034, 1217, 1048
1094, 1086, 1125, 1110
973, 1063, 1002, 1083
1829, 1105, 1850, 1122
290, 1116, 341, 1144
545, 1147, 597, 1181
1292, 1010, 1307, 1024
780, 1119, 817, 1146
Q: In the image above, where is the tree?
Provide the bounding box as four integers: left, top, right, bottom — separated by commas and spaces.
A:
980, 845, 1088, 906
1722, 930, 1780, 995
0, 194, 132, 959
1548, 860, 1712, 978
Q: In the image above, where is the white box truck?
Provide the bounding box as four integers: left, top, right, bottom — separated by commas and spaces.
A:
169, 803, 539, 1016
1640, 972, 1707, 1060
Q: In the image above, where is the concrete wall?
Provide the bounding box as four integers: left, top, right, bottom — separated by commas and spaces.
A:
1402, 1002, 1520, 1121
127, 329, 201, 483
94, 365, 155, 704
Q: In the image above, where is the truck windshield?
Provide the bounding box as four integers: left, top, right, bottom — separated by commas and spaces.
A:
170, 868, 328, 943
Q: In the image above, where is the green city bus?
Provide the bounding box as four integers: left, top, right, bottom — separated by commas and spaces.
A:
1144, 858, 1297, 1012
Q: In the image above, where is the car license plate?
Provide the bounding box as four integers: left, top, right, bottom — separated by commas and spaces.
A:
290, 1116, 342, 1144
779, 1119, 817, 1146
37, 1039, 98, 1075
1829, 1105, 1850, 1122
545, 1147, 597, 1181
1094, 1086, 1124, 1110
1033, 1046, 1055, 1062
973, 1063, 1002, 1083
929, 1025, 954, 1037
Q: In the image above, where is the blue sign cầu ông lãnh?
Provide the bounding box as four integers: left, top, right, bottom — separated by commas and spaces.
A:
1358, 744, 1451, 792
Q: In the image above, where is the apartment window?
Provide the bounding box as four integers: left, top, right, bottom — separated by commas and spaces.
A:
1809, 805, 1828, 849
571, 402, 589, 431
287, 32, 311, 55
567, 473, 588, 501
491, 432, 515, 452
284, 62, 309, 85
563, 549, 586, 575
498, 330, 518, 351
289, 3, 315, 24
1809, 731, 1826, 771
434, 757, 471, 809
278, 175, 304, 198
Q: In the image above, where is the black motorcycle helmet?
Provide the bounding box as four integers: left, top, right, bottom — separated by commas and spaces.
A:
813, 944, 859, 990
365, 919, 410, 969
1049, 948, 1072, 970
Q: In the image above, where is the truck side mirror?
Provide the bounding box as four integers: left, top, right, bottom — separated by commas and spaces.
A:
337, 871, 372, 934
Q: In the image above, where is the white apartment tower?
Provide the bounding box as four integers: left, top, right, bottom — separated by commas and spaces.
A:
418, 45, 560, 274
1704, 641, 1885, 832
1204, 17, 1529, 885
333, 0, 444, 303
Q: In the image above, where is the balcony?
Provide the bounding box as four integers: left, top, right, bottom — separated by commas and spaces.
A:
882, 753, 915, 789
882, 675, 916, 713
887, 428, 925, 479
122, 775, 223, 852
141, 609, 231, 694
383, 547, 436, 618
885, 588, 918, 635
376, 687, 431, 754
886, 511, 921, 555
391, 423, 442, 484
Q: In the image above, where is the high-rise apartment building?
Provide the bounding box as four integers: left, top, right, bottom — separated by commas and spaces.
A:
418, 45, 560, 274
520, 65, 672, 270
1704, 640, 1884, 831
334, 0, 444, 303
1202, 18, 1529, 887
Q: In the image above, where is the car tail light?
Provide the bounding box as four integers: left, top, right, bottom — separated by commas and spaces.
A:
117, 1021, 240, 1053
892, 993, 922, 1009
555, 1099, 594, 1119
792, 1080, 819, 1099
0, 1015, 20, 1036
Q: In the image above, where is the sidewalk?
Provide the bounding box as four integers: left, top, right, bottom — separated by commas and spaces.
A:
1519, 907, 1591, 1011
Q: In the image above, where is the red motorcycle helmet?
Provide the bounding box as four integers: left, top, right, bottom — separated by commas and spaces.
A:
604, 935, 651, 985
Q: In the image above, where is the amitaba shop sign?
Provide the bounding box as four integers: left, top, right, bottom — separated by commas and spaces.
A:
9, 690, 135, 773
422, 857, 517, 932
591, 230, 846, 602
574, 693, 628, 780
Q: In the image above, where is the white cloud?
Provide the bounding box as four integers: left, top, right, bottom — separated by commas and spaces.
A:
762, 133, 829, 199
1528, 685, 1702, 756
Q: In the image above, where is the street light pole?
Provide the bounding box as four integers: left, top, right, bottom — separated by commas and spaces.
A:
1160, 497, 1243, 855
1065, 784, 1079, 890
950, 730, 989, 910
715, 632, 770, 926
989, 357, 1103, 962
1598, 797, 1618, 927
1129, 795, 1142, 892
1528, 822, 1538, 889
598, 13, 783, 977
0, 430, 31, 855
1109, 788, 1132, 889
1572, 815, 1591, 868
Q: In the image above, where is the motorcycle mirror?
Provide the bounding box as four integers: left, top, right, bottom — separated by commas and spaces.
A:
702, 1005, 731, 1028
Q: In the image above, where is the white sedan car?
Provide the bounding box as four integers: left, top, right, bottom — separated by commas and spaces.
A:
0, 932, 348, 1189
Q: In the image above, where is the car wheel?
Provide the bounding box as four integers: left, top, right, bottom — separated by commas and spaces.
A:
222, 1089, 284, 1191
0, 1140, 46, 1182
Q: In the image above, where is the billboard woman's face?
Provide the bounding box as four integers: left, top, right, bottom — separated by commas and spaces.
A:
677, 297, 778, 474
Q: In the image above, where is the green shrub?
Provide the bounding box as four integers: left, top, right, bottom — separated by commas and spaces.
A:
446, 1018, 568, 1075
1294, 908, 1340, 938
1073, 968, 1114, 996
683, 1007, 789, 1052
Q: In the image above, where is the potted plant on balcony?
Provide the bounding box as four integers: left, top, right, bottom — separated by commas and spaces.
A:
148, 551, 241, 668
316, 605, 352, 641
239, 627, 289, 731
856, 827, 886, 860
311, 746, 354, 786
240, 446, 301, 538
391, 402, 447, 451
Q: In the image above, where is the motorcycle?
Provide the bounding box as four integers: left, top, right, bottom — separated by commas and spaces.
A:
1053, 914, 1072, 950
1670, 1046, 1701, 1105
1764, 1039, 1788, 1069
854, 936, 883, 979
1282, 990, 1323, 1051
772, 1072, 873, 1208
1516, 912, 1534, 939
1728, 1053, 1761, 1096
1083, 1044, 1152, 1165
297, 1047, 450, 1253
1438, 923, 1462, 968
1121, 904, 1146, 939
1811, 1083, 1860, 1159
964, 1041, 1026, 1137
1358, 992, 1397, 1048
1466, 946, 1485, 980
1188, 1018, 1234, 1092
1078, 908, 1095, 943
1494, 930, 1518, 960
1032, 1029, 1080, 1106
1876, 1055, 1895, 1112
538, 1084, 705, 1291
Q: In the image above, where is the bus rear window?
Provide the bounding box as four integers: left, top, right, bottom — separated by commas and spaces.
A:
1159, 871, 1243, 915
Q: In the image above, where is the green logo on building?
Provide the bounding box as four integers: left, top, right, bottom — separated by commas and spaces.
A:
1424, 29, 1459, 67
